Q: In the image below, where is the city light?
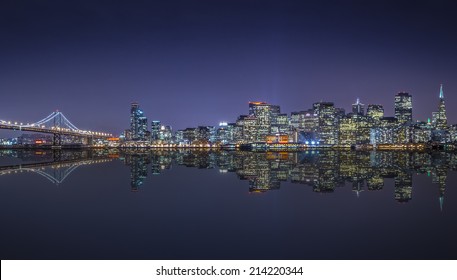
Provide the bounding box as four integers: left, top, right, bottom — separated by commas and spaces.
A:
0, 85, 455, 149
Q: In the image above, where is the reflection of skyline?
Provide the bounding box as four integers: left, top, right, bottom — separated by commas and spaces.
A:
119, 149, 453, 208
1, 149, 453, 209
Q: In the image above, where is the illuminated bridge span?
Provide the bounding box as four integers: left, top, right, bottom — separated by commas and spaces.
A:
0, 158, 113, 184
0, 111, 113, 145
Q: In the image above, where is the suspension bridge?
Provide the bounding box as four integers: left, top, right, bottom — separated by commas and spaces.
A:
0, 111, 113, 146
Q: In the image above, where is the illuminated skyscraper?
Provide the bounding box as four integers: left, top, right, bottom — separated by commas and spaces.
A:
243, 101, 282, 142
352, 98, 365, 115
151, 120, 161, 141
248, 102, 280, 125
366, 104, 384, 121
394, 92, 413, 124
313, 102, 339, 146
432, 84, 447, 130
130, 102, 148, 141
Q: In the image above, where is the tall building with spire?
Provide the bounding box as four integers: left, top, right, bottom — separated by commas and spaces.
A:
352, 98, 365, 115
432, 84, 447, 130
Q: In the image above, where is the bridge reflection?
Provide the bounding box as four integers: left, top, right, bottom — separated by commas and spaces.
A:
1, 149, 454, 209
0, 149, 115, 184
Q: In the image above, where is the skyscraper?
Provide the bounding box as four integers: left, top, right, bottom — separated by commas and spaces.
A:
352, 98, 365, 115
248, 102, 280, 125
151, 120, 161, 141
366, 104, 384, 121
130, 102, 148, 141
246, 101, 281, 142
394, 92, 413, 124
313, 102, 339, 146
432, 84, 447, 130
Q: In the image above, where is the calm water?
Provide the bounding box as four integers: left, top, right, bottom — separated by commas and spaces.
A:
0, 149, 456, 260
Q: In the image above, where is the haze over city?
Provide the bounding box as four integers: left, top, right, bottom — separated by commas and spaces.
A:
1, 0, 457, 135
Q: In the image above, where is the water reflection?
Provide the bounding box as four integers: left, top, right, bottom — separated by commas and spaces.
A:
2, 149, 452, 208
120, 150, 452, 207
0, 149, 115, 184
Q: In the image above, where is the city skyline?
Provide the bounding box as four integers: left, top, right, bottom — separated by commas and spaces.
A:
1, 84, 456, 148
1, 1, 457, 135
0, 84, 453, 136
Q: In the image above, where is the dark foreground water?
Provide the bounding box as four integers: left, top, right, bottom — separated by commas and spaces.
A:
0, 149, 456, 260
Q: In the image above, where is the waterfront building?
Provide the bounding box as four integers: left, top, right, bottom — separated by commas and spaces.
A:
216, 122, 237, 144
338, 114, 370, 147
159, 125, 173, 142
313, 102, 339, 146
450, 125, 457, 143
370, 117, 398, 145
431, 85, 448, 143
271, 113, 289, 134
175, 130, 184, 144
195, 126, 214, 144
248, 102, 280, 125
411, 122, 432, 143
130, 102, 149, 141
182, 127, 197, 144
290, 109, 318, 133
432, 84, 447, 130
234, 102, 284, 143
290, 111, 303, 129
17, 133, 53, 145
338, 116, 357, 147
151, 121, 161, 141
236, 115, 258, 143
248, 101, 283, 141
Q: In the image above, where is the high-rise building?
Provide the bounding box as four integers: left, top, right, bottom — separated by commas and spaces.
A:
182, 128, 197, 143
151, 121, 161, 141
339, 114, 370, 146
236, 115, 258, 143
248, 102, 280, 125
290, 110, 318, 133
338, 116, 357, 147
234, 101, 282, 142
313, 102, 339, 146
160, 125, 173, 142
175, 130, 184, 144
432, 84, 447, 130
370, 117, 398, 145
130, 102, 148, 141
352, 98, 365, 115
366, 104, 384, 121
394, 92, 413, 124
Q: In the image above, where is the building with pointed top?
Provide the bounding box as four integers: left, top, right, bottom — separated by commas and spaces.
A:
352, 98, 365, 115
432, 84, 447, 130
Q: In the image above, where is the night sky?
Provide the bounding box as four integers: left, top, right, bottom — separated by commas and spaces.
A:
1, 0, 457, 135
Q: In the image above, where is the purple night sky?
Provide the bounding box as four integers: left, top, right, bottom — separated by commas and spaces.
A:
1, 0, 457, 136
